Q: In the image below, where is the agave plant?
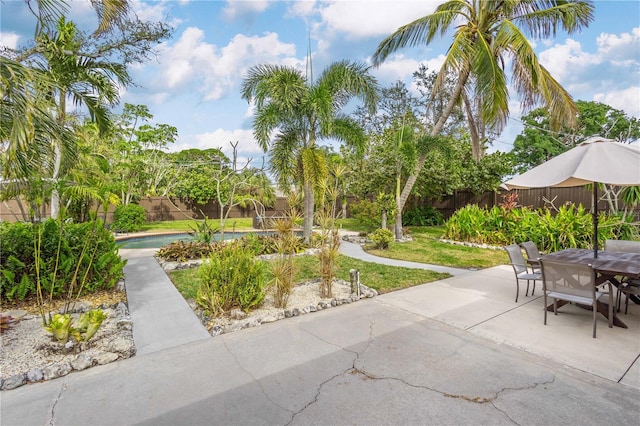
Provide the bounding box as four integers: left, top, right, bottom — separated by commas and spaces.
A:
44, 314, 74, 343
73, 309, 108, 342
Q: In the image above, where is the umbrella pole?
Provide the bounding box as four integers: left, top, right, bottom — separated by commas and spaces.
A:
593, 184, 598, 258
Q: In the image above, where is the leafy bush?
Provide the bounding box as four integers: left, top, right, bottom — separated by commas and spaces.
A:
197, 242, 266, 316
443, 204, 636, 253
349, 199, 381, 232
156, 240, 222, 262
112, 204, 147, 232
403, 206, 444, 226
0, 220, 126, 302
370, 228, 394, 249
188, 218, 219, 243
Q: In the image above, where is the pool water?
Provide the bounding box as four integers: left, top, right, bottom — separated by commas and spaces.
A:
116, 231, 278, 249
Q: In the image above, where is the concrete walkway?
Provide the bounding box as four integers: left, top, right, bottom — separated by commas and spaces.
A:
2, 241, 639, 425
339, 239, 473, 276
120, 248, 210, 355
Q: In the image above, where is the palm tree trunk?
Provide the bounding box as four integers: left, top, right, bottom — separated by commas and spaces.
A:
462, 91, 483, 162
303, 181, 314, 244
396, 68, 471, 216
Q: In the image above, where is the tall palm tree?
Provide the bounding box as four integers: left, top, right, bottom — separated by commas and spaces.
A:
241, 61, 378, 242
372, 0, 594, 217
2, 0, 131, 204
32, 17, 130, 218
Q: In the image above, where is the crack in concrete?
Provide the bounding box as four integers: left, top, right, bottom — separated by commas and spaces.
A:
219, 336, 294, 418
48, 381, 67, 426
285, 320, 377, 425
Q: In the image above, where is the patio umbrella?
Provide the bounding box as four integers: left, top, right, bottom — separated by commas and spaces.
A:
502, 136, 640, 257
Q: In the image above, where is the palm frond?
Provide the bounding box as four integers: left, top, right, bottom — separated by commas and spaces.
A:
372, 0, 467, 66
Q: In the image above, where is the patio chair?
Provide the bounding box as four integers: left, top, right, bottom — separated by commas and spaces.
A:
604, 239, 640, 313
604, 239, 640, 253
539, 258, 612, 338
519, 241, 542, 272
505, 244, 542, 303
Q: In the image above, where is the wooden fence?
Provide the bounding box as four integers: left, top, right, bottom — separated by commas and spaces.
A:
1, 187, 638, 224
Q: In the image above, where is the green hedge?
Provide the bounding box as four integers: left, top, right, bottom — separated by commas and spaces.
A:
0, 220, 126, 302
113, 203, 147, 232
443, 204, 637, 253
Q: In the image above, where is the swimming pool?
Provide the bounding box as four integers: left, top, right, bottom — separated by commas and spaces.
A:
116, 231, 277, 249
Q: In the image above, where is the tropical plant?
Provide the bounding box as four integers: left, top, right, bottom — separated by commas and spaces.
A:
73, 309, 108, 342
197, 242, 266, 316
370, 228, 394, 250
112, 203, 146, 232
269, 208, 301, 308
241, 60, 379, 243
372, 0, 594, 229
25, 17, 132, 219
44, 313, 74, 343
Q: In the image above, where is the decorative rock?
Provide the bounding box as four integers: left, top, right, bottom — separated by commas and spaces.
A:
331, 299, 337, 307
26, 368, 43, 383
230, 309, 247, 320
43, 362, 72, 381
2, 374, 26, 390
260, 315, 279, 323
117, 318, 133, 331
71, 353, 93, 371
105, 335, 136, 358
284, 309, 293, 318
93, 352, 119, 365
210, 325, 224, 336
307, 305, 317, 313
115, 302, 128, 316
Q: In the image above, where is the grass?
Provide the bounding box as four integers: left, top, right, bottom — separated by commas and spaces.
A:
140, 218, 256, 233
365, 226, 508, 269
168, 253, 449, 301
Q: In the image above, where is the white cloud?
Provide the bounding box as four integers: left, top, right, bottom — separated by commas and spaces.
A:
593, 86, 640, 118
175, 129, 264, 160
153, 27, 299, 102
286, 0, 317, 19
317, 0, 441, 39
538, 28, 640, 118
223, 0, 270, 19
0, 32, 20, 49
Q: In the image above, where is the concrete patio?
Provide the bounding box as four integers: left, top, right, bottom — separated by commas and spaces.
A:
2, 247, 638, 425
386, 264, 640, 390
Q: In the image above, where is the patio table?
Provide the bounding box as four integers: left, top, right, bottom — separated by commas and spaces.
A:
541, 248, 640, 329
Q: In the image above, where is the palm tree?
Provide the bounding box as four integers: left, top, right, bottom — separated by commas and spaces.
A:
372, 0, 594, 218
31, 17, 130, 218
241, 61, 378, 242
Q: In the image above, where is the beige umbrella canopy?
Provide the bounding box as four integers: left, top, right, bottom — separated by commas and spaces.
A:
502, 136, 640, 257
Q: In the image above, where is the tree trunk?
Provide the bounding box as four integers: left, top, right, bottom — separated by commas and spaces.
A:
394, 207, 403, 241
462, 91, 484, 162
303, 182, 314, 244
396, 68, 471, 216
381, 209, 387, 229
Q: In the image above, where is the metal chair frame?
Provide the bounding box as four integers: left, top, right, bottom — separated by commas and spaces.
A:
505, 244, 542, 303
539, 258, 612, 338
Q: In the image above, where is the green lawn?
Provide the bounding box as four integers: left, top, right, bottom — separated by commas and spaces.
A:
168, 253, 449, 301
161, 223, 507, 302
141, 218, 255, 233
365, 226, 508, 269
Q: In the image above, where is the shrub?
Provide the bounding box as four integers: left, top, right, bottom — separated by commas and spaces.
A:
443, 204, 635, 253
112, 204, 147, 232
197, 242, 266, 316
156, 240, 222, 262
403, 206, 444, 226
0, 219, 126, 302
349, 199, 381, 232
370, 228, 394, 249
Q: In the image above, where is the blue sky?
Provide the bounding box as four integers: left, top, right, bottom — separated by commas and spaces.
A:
2, 0, 639, 163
